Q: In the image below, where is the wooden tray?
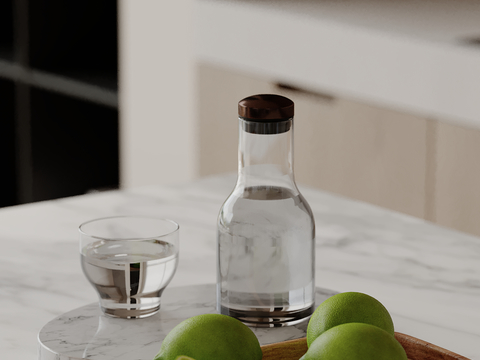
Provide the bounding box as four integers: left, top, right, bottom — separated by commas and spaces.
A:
261, 333, 470, 360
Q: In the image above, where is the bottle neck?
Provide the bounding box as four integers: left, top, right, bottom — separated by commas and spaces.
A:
236, 118, 297, 191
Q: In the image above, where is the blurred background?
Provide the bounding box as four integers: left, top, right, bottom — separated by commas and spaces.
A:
2, 0, 480, 238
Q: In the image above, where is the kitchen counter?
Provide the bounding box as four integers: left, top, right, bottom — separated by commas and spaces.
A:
195, 0, 480, 128
1, 174, 479, 359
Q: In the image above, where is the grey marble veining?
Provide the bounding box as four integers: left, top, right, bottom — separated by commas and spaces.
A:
37, 284, 337, 360
0, 174, 479, 359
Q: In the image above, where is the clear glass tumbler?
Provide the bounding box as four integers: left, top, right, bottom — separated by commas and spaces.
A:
79, 216, 179, 319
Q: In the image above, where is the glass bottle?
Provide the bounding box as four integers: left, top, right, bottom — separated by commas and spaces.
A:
216, 94, 315, 327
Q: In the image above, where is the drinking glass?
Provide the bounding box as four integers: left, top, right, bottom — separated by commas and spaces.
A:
79, 216, 179, 319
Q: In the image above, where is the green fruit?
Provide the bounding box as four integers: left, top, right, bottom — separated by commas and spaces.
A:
307, 292, 394, 347
153, 314, 262, 360
174, 357, 196, 360
302, 323, 407, 360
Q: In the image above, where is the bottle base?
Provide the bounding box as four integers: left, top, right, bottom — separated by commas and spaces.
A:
219, 303, 314, 327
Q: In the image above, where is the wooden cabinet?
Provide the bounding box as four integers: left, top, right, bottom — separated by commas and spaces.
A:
292, 95, 429, 220
435, 122, 480, 236
0, 0, 118, 207
197, 63, 429, 219
197, 64, 271, 177
197, 62, 480, 237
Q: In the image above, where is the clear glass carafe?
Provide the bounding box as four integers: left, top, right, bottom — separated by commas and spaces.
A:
216, 94, 315, 327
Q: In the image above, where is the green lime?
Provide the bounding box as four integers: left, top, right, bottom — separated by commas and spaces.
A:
153, 314, 262, 360
174, 357, 195, 360
307, 292, 394, 347
302, 322, 407, 360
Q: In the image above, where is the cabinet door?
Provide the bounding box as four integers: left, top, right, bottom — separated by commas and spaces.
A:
197, 63, 429, 219
288, 91, 429, 219
197, 63, 273, 177
435, 121, 480, 236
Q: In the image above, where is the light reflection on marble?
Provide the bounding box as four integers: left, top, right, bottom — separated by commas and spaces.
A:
0, 174, 479, 359
38, 284, 336, 360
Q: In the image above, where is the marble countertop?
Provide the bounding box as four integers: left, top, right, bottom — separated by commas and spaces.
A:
1, 173, 479, 359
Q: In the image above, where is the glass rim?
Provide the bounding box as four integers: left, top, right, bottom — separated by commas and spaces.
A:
78, 215, 179, 242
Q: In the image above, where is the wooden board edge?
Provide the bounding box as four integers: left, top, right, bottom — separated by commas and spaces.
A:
395, 332, 471, 360
261, 337, 307, 360
261, 334, 471, 360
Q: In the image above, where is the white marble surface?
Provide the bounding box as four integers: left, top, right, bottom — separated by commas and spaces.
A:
1, 173, 479, 359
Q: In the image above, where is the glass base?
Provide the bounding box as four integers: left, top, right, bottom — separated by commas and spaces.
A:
101, 305, 160, 319
220, 303, 314, 327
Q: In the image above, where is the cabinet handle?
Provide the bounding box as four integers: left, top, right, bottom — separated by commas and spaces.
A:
460, 36, 480, 48
275, 82, 336, 103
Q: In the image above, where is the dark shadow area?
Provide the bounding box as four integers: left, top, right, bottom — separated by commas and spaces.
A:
0, 0, 119, 207
0, 79, 16, 207
29, 0, 118, 89
31, 89, 119, 202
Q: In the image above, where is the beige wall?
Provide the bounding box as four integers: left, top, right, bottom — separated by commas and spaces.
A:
197, 62, 480, 238
119, 0, 196, 188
